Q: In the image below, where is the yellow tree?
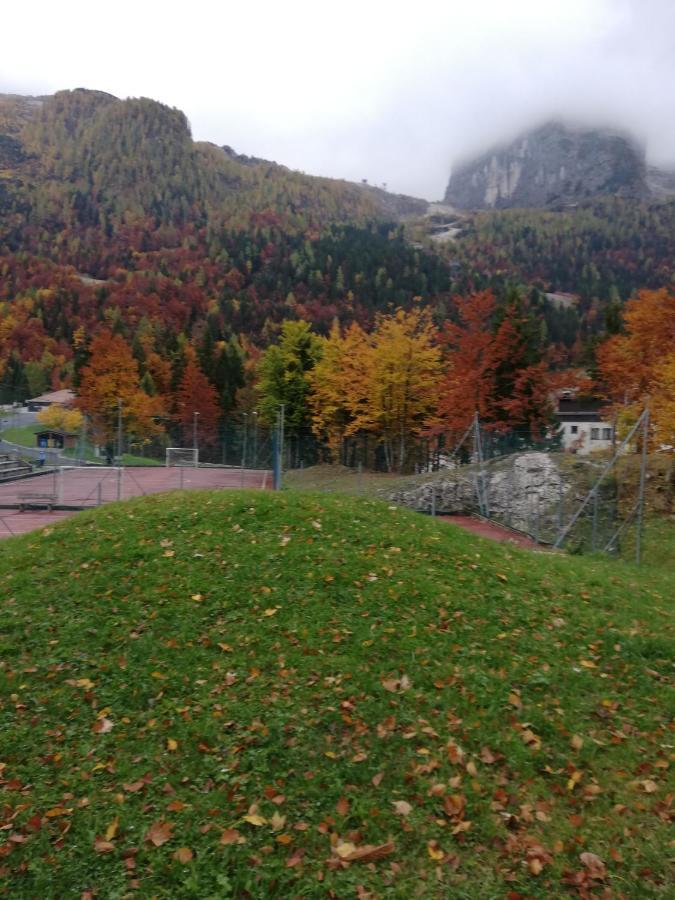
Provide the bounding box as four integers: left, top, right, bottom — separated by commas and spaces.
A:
308, 321, 372, 460
363, 309, 441, 472
76, 330, 164, 452
36, 404, 84, 433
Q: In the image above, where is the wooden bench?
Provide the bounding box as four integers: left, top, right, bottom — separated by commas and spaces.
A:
17, 492, 58, 511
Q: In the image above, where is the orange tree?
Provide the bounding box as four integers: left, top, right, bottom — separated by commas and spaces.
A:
597, 288, 675, 445
76, 330, 164, 451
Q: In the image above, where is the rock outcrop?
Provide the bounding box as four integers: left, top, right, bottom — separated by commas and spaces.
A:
444, 121, 650, 210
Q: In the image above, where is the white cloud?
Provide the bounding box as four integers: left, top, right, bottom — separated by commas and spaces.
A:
1, 0, 673, 198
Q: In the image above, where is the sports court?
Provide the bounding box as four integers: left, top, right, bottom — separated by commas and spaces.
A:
0, 465, 271, 540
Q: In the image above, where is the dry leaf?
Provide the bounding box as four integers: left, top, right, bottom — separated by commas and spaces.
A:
105, 816, 119, 841
338, 841, 395, 863
166, 738, 178, 752
173, 846, 193, 864
392, 800, 412, 816
93, 837, 115, 854
243, 814, 266, 827
580, 851, 606, 879
221, 828, 244, 845
571, 735, 584, 751
270, 811, 286, 831
145, 820, 174, 847
92, 717, 114, 734
336, 796, 350, 816
427, 840, 444, 861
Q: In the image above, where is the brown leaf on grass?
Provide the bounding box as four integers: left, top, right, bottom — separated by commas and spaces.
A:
336, 841, 395, 863
392, 800, 412, 816
123, 780, 146, 793
480, 747, 497, 766
92, 717, 114, 734
173, 847, 193, 864
336, 796, 350, 816
570, 734, 584, 751
93, 837, 115, 854
145, 820, 174, 847
371, 772, 384, 787
45, 807, 73, 818
508, 691, 522, 709
221, 828, 245, 845
286, 847, 305, 867
381, 675, 410, 693
640, 779, 658, 793
580, 852, 607, 879
528, 857, 544, 875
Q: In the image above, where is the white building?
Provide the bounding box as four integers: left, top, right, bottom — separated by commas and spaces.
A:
556, 397, 614, 456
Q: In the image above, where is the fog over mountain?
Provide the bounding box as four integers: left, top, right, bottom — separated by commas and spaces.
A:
1, 0, 674, 199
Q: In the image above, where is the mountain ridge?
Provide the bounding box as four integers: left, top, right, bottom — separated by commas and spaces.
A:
444, 120, 675, 210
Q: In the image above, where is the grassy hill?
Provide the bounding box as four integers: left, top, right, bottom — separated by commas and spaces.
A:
0, 491, 672, 897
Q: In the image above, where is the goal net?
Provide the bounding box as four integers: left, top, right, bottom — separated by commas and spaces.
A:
166, 447, 199, 468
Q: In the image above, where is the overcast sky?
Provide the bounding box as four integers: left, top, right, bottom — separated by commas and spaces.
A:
2, 0, 674, 199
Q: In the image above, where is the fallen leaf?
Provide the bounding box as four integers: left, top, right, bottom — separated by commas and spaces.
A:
145, 820, 174, 847
427, 840, 444, 861
105, 816, 119, 841
92, 717, 114, 734
93, 837, 115, 854
392, 800, 412, 816
528, 857, 543, 875
243, 814, 267, 827
580, 851, 606, 879
221, 828, 244, 845
45, 807, 72, 818
166, 738, 178, 752
571, 735, 584, 751
338, 842, 395, 863
336, 796, 350, 816
270, 811, 286, 831
173, 847, 193, 864
263, 608, 278, 617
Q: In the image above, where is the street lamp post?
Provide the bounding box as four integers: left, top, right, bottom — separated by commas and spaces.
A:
193, 411, 200, 465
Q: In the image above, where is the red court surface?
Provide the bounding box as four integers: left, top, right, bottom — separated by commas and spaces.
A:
439, 515, 551, 550
0, 466, 271, 540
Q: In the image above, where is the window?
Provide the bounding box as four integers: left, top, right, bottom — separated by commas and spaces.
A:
602, 428, 612, 440
591, 428, 600, 440
570, 425, 578, 435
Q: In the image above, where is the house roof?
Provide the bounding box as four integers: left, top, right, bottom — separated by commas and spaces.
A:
29, 389, 76, 404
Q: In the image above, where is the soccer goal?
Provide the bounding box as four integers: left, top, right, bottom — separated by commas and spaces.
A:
166, 447, 199, 468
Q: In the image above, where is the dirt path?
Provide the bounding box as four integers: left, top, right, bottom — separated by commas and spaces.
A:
439, 515, 551, 550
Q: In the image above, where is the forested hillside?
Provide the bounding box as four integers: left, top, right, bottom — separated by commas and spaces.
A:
0, 88, 673, 462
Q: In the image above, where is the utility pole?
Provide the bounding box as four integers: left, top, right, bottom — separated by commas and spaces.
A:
635, 405, 650, 565
279, 403, 285, 476
117, 398, 123, 466
193, 411, 200, 465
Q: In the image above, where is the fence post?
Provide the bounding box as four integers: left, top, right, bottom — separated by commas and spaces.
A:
431, 485, 436, 518
591, 488, 599, 552
635, 406, 650, 565
357, 462, 363, 495
116, 466, 122, 501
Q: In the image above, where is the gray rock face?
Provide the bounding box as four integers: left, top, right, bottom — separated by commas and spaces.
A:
390, 452, 572, 541
444, 121, 649, 210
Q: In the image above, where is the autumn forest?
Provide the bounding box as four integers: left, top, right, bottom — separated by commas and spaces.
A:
1, 89, 673, 466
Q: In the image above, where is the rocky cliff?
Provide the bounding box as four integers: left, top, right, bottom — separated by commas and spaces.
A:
444, 121, 652, 210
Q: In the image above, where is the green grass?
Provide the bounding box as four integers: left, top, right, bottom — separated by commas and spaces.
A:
1, 424, 162, 467
0, 491, 672, 898
0, 424, 41, 446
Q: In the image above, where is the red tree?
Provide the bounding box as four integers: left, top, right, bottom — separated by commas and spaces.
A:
175, 349, 221, 448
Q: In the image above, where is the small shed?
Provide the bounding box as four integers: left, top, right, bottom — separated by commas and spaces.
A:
36, 429, 78, 450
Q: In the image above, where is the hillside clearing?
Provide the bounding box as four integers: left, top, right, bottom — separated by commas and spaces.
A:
0, 490, 672, 897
